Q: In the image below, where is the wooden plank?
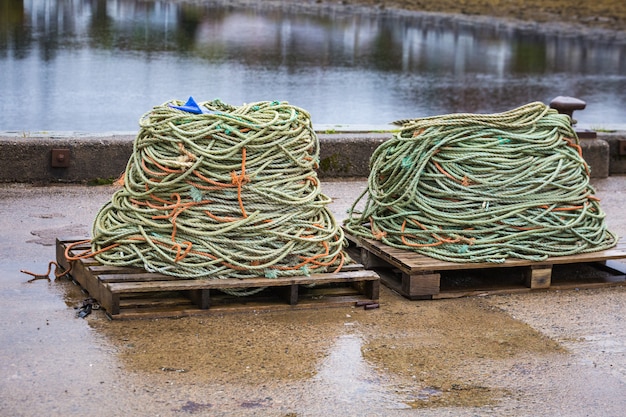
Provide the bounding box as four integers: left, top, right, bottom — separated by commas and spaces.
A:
56, 238, 71, 271
94, 263, 362, 278
335, 262, 366, 272
360, 248, 390, 269
277, 284, 298, 305
107, 270, 380, 294
349, 234, 626, 273
98, 272, 187, 284
119, 295, 192, 310
523, 265, 553, 289
88, 265, 144, 275
189, 289, 211, 309
109, 295, 370, 320
376, 269, 433, 300
99, 285, 119, 315
402, 271, 441, 298
364, 279, 380, 300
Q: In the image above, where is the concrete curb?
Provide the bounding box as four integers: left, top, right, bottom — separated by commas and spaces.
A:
0, 131, 624, 183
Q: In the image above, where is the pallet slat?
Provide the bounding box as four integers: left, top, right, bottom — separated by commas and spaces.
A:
345, 231, 626, 300
56, 238, 380, 319
359, 237, 626, 272
108, 270, 378, 293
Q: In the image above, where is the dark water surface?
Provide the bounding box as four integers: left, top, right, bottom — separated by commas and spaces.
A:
1, 0, 625, 132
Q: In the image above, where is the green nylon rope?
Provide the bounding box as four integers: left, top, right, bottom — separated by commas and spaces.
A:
90, 99, 347, 284
344, 102, 617, 263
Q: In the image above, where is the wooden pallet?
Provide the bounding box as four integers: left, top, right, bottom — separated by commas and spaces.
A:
345, 232, 626, 300
56, 238, 380, 319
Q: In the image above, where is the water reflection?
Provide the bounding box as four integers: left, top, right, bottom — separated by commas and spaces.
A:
0, 0, 625, 131
313, 334, 405, 409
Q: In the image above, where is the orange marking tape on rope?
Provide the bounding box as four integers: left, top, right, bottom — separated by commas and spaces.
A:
141, 157, 169, 177
433, 160, 465, 185
230, 147, 250, 218
204, 210, 240, 223
21, 260, 73, 281
172, 241, 193, 262
400, 218, 443, 248
369, 217, 387, 240
191, 171, 237, 189
64, 239, 121, 261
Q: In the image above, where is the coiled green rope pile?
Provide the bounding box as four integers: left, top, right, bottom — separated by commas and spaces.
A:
344, 102, 617, 263
90, 98, 347, 281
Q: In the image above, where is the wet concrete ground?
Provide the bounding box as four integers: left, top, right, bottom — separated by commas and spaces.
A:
1, 178, 625, 416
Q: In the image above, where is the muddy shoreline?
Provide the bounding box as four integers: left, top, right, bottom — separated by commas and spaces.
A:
182, 0, 626, 38
338, 0, 626, 31
185, 0, 626, 36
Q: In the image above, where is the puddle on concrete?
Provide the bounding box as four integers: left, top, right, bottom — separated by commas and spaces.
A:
356, 296, 566, 409
81, 288, 566, 412
311, 333, 409, 410
582, 333, 626, 354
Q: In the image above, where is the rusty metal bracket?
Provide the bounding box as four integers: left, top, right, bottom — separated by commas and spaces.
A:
51, 149, 70, 168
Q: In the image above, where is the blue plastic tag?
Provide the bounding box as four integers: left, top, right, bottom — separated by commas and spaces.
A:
169, 96, 210, 114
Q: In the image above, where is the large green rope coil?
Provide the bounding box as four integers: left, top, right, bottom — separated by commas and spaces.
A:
344, 102, 617, 263
90, 99, 347, 280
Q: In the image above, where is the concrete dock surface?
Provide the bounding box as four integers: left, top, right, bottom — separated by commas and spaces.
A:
1, 177, 625, 416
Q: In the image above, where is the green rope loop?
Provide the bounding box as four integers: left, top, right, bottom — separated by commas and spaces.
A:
344, 102, 617, 263
90, 99, 348, 285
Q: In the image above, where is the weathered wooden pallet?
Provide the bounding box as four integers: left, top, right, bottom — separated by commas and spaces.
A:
56, 238, 380, 320
345, 232, 626, 300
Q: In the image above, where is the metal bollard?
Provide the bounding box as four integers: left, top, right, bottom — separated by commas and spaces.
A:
549, 96, 597, 139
